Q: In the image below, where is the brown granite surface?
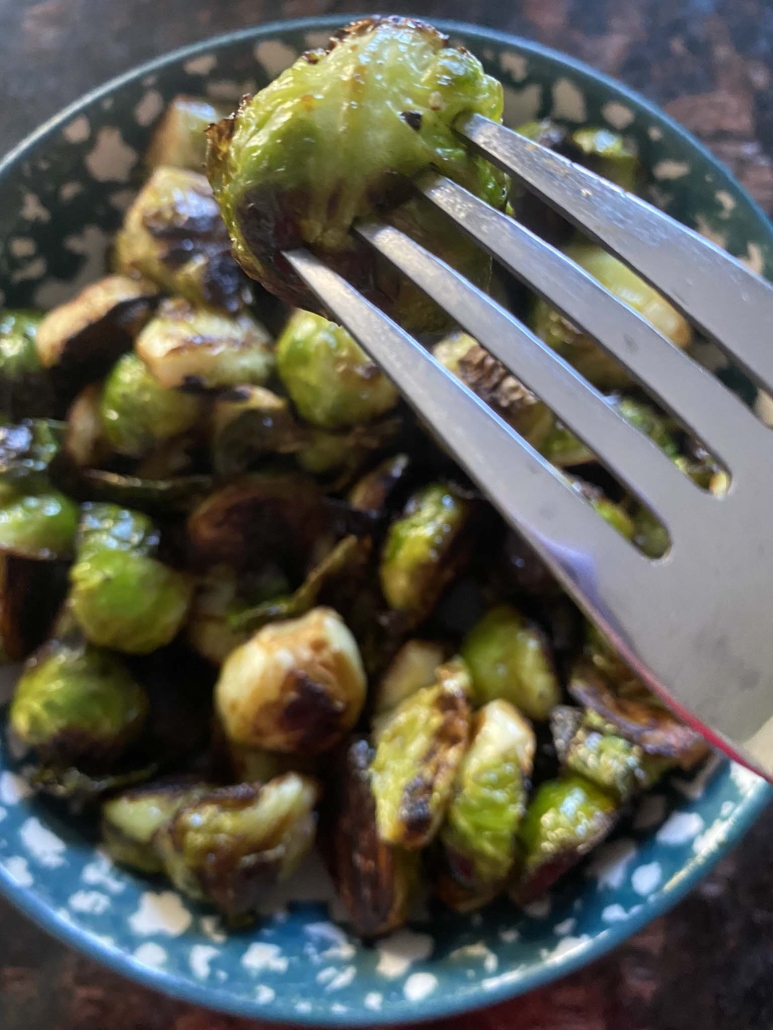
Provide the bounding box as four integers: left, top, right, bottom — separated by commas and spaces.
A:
0, 1, 772, 1027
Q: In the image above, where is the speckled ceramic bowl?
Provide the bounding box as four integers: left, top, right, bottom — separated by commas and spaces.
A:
0, 14, 771, 1026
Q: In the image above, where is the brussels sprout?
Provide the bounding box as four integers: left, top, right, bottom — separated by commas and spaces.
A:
511, 774, 619, 904
0, 419, 65, 489
216, 606, 367, 755
295, 419, 402, 484
0, 488, 79, 560
102, 782, 199, 872
135, 298, 274, 392
0, 310, 53, 419
567, 477, 636, 542
224, 740, 309, 784
439, 700, 535, 908
325, 738, 421, 938
348, 454, 411, 515
433, 332, 553, 447
461, 605, 561, 721
380, 483, 471, 614
156, 773, 320, 921
276, 310, 399, 431
373, 639, 446, 715
370, 659, 472, 849
65, 385, 110, 468
206, 16, 507, 327
115, 166, 251, 313
532, 244, 692, 389
75, 502, 159, 559
23, 762, 159, 811
211, 385, 303, 477
146, 95, 229, 171
0, 555, 68, 663
78, 469, 213, 514
99, 353, 203, 458
539, 422, 594, 468
568, 127, 639, 191
9, 635, 148, 767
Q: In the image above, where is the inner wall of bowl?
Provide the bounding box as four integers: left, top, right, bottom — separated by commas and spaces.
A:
0, 20, 771, 1026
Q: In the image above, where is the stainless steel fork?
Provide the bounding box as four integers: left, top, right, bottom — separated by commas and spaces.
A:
283, 114, 773, 780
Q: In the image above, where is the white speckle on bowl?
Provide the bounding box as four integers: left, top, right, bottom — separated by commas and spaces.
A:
10, 237, 36, 258
499, 927, 520, 944
254, 40, 298, 78
0, 771, 33, 804
69, 890, 110, 915
721, 800, 735, 817
84, 127, 137, 182
740, 242, 765, 276
364, 992, 383, 1011
34, 225, 111, 308
206, 78, 257, 101
633, 793, 667, 831
631, 862, 662, 896
523, 895, 552, 919
331, 1003, 348, 1015
551, 79, 586, 122
295, 1000, 312, 1014
316, 966, 338, 985
242, 942, 288, 974
3, 856, 33, 887
715, 189, 736, 215
450, 942, 499, 973
184, 53, 217, 75
656, 812, 704, 846
108, 189, 137, 212
134, 89, 164, 127
404, 972, 438, 1002
21, 192, 50, 223
255, 985, 276, 1005
63, 115, 91, 144
587, 838, 637, 890
693, 818, 732, 853
695, 215, 727, 249
305, 30, 331, 49
0, 807, 6, 823
11, 256, 47, 284
602, 903, 629, 923
190, 944, 219, 979
647, 125, 663, 140
129, 891, 192, 936
500, 52, 528, 82
324, 966, 357, 992
602, 101, 634, 129
653, 159, 690, 180
731, 762, 763, 794
101, 97, 114, 111
199, 915, 226, 943
59, 181, 83, 202
304, 922, 355, 961
503, 83, 542, 127
20, 817, 66, 868
554, 917, 577, 937
375, 929, 434, 979
133, 942, 167, 968
81, 853, 125, 894
672, 754, 722, 800
544, 935, 591, 963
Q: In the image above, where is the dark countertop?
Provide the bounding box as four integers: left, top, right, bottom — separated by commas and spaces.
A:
1, 1, 772, 1028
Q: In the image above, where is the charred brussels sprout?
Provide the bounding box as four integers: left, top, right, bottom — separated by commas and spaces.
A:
276, 310, 398, 430
0, 488, 79, 560
512, 775, 619, 904
9, 635, 148, 767
532, 243, 692, 389
146, 95, 230, 171
373, 639, 445, 715
380, 483, 471, 614
136, 298, 274, 391
156, 773, 320, 921
0, 311, 52, 419
115, 166, 251, 313
211, 386, 302, 477
206, 16, 507, 327
102, 782, 198, 873
461, 605, 561, 721
216, 606, 367, 755
370, 658, 472, 849
348, 453, 411, 515
439, 700, 535, 909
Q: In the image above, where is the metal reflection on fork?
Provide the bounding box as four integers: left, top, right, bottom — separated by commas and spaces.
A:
283, 113, 773, 781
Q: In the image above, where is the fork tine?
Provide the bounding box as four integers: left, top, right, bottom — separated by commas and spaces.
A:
354, 221, 699, 527
420, 174, 770, 474
457, 112, 773, 396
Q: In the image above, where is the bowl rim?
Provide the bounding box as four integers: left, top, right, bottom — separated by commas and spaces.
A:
0, 12, 772, 1026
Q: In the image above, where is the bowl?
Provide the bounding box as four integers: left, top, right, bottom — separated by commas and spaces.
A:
0, 14, 771, 1026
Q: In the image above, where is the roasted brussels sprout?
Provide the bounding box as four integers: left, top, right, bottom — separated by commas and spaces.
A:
569, 127, 639, 191
373, 639, 445, 715
0, 310, 52, 420
9, 634, 148, 767
0, 555, 69, 663
438, 699, 535, 909
102, 781, 199, 872
206, 17, 508, 327
0, 419, 65, 489
99, 353, 203, 458
0, 487, 79, 560
347, 453, 411, 515
511, 774, 619, 904
65, 385, 110, 468
370, 658, 472, 849
568, 477, 636, 542
78, 469, 212, 514
461, 605, 561, 721
294, 419, 402, 484
156, 773, 320, 921
70, 504, 192, 654
146, 95, 229, 171
135, 298, 274, 392
532, 243, 692, 389
115, 166, 251, 313
380, 483, 471, 614
325, 738, 420, 938
211, 385, 302, 477
276, 310, 399, 430
216, 606, 367, 755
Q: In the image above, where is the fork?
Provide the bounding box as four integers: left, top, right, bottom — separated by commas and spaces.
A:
283, 113, 773, 781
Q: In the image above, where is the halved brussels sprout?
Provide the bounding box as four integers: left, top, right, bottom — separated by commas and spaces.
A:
433, 332, 553, 447
9, 634, 149, 767
276, 310, 399, 431
0, 488, 79, 560
380, 483, 471, 614
295, 419, 402, 484
156, 773, 320, 921
75, 502, 159, 558
65, 385, 110, 468
146, 95, 229, 171
78, 469, 213, 514
439, 699, 535, 909
115, 166, 251, 313
373, 639, 446, 715
0, 310, 52, 419
102, 781, 200, 873
370, 658, 472, 849
135, 298, 274, 392
100, 352, 203, 458
216, 606, 367, 755
568, 127, 639, 191
211, 385, 302, 477
532, 243, 692, 389
347, 454, 411, 515
461, 604, 561, 721
511, 774, 619, 904
0, 419, 65, 489
325, 738, 421, 938
0, 555, 68, 663
206, 16, 507, 327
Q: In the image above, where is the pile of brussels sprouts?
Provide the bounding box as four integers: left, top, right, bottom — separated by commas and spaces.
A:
0, 17, 714, 935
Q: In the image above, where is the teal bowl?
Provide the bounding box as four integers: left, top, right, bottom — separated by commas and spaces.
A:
0, 14, 771, 1026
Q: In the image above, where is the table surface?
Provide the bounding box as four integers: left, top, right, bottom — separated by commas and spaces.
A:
1, 1, 772, 1028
